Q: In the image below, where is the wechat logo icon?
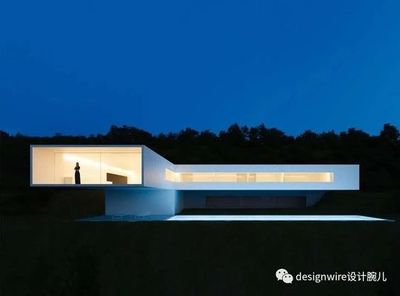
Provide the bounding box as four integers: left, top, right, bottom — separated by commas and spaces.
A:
276, 268, 294, 284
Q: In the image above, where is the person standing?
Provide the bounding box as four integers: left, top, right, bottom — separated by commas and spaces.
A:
74, 162, 81, 184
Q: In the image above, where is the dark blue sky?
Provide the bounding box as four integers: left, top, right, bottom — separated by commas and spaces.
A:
1, 0, 399, 136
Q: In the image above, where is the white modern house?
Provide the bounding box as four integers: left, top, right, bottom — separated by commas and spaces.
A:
31, 145, 360, 216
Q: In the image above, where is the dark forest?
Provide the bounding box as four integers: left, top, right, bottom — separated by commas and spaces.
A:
1, 123, 400, 192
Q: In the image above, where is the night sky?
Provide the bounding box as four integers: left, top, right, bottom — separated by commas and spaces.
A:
1, 0, 399, 136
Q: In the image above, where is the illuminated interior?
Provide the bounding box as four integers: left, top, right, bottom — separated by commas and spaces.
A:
165, 169, 333, 183
32, 147, 142, 185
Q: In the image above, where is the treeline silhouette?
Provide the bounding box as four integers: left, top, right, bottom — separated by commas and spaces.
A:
1, 123, 400, 191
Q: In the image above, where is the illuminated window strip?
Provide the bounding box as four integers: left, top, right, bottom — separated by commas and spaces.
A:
165, 169, 334, 183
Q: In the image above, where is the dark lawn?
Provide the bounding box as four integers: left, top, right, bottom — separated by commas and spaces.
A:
0, 191, 399, 295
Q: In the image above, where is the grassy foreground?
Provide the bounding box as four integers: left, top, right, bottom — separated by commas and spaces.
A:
0, 191, 399, 295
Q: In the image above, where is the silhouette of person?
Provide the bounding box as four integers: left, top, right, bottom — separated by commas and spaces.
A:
74, 162, 81, 184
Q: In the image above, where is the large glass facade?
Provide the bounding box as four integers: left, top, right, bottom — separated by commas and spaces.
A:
32, 147, 142, 185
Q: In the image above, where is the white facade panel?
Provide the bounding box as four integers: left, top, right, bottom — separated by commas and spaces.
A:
142, 146, 175, 189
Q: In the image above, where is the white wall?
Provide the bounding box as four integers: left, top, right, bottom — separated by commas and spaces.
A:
100, 153, 141, 184
142, 146, 175, 189
32, 148, 55, 184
